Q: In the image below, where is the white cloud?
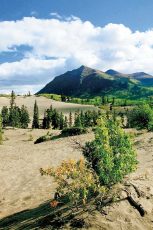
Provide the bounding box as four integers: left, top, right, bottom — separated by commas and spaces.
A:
50, 12, 62, 19
0, 16, 153, 93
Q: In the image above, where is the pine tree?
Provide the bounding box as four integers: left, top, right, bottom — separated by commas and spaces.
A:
42, 111, 48, 129
64, 116, 68, 128
32, 100, 39, 129
51, 109, 60, 129
69, 111, 73, 127
10, 90, 16, 108
0, 115, 3, 144
20, 105, 30, 128
1, 106, 9, 127
59, 112, 64, 130
9, 106, 21, 128
74, 114, 82, 127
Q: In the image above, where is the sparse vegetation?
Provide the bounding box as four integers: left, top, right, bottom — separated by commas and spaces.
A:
61, 127, 87, 136
1, 91, 30, 129
32, 100, 39, 129
40, 159, 106, 206
127, 104, 153, 131
83, 116, 137, 185
0, 115, 3, 145
34, 133, 52, 144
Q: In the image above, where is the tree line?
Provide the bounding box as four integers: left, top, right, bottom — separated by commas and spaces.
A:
0, 91, 101, 130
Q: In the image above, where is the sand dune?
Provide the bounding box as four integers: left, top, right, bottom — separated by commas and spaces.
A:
0, 97, 153, 229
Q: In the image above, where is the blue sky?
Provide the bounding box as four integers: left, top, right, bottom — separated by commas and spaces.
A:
0, 0, 153, 31
0, 0, 153, 93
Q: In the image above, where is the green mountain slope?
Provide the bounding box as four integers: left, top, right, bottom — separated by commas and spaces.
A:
38, 65, 138, 97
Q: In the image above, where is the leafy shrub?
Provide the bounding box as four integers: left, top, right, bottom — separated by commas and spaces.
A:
127, 104, 153, 130
40, 159, 106, 206
83, 116, 137, 186
34, 133, 52, 144
61, 127, 87, 136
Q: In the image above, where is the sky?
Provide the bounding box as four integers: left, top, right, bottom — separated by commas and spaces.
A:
1, 0, 153, 93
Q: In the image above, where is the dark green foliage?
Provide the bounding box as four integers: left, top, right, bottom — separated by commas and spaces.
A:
34, 133, 52, 144
127, 104, 153, 130
1, 106, 9, 127
9, 106, 21, 127
10, 90, 16, 108
0, 115, 3, 144
83, 116, 137, 186
20, 105, 30, 128
63, 116, 68, 128
69, 112, 73, 127
59, 112, 64, 130
32, 100, 39, 129
74, 113, 82, 127
42, 106, 65, 130
73, 110, 100, 129
51, 109, 60, 129
61, 127, 87, 136
101, 96, 106, 105
1, 94, 30, 129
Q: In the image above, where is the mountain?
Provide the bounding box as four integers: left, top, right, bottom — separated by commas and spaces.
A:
37, 65, 134, 97
37, 65, 153, 97
105, 69, 153, 86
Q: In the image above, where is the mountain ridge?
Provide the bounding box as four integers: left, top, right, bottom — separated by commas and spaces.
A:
37, 65, 153, 97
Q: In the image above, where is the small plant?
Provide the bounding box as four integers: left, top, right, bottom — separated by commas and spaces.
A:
127, 104, 153, 131
83, 116, 137, 186
40, 159, 106, 206
61, 127, 87, 136
34, 133, 52, 144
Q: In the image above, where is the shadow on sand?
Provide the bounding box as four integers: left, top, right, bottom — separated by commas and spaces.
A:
0, 200, 67, 230
0, 200, 83, 230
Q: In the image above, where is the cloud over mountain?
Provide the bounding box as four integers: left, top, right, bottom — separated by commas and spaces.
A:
0, 16, 153, 93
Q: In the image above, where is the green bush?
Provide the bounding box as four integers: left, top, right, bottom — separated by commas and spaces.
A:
34, 133, 52, 144
127, 104, 153, 130
83, 116, 137, 186
61, 127, 87, 136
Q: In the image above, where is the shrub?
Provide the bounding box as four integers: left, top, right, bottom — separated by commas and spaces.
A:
127, 104, 153, 130
0, 115, 3, 145
40, 159, 106, 206
83, 116, 137, 186
34, 133, 52, 144
61, 127, 87, 136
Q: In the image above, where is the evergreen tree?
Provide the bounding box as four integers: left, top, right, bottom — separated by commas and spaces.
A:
10, 90, 16, 108
80, 110, 84, 126
9, 106, 21, 128
0, 115, 3, 144
20, 105, 30, 128
59, 112, 64, 130
51, 109, 60, 129
1, 106, 9, 127
42, 111, 48, 129
32, 100, 39, 129
69, 111, 73, 127
64, 116, 68, 128
74, 114, 82, 127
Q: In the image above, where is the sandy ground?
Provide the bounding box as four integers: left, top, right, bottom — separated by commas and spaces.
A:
0, 96, 153, 229
0, 95, 96, 119
0, 128, 94, 219
0, 129, 153, 229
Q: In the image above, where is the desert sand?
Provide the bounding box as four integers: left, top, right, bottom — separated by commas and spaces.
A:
0, 97, 153, 229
